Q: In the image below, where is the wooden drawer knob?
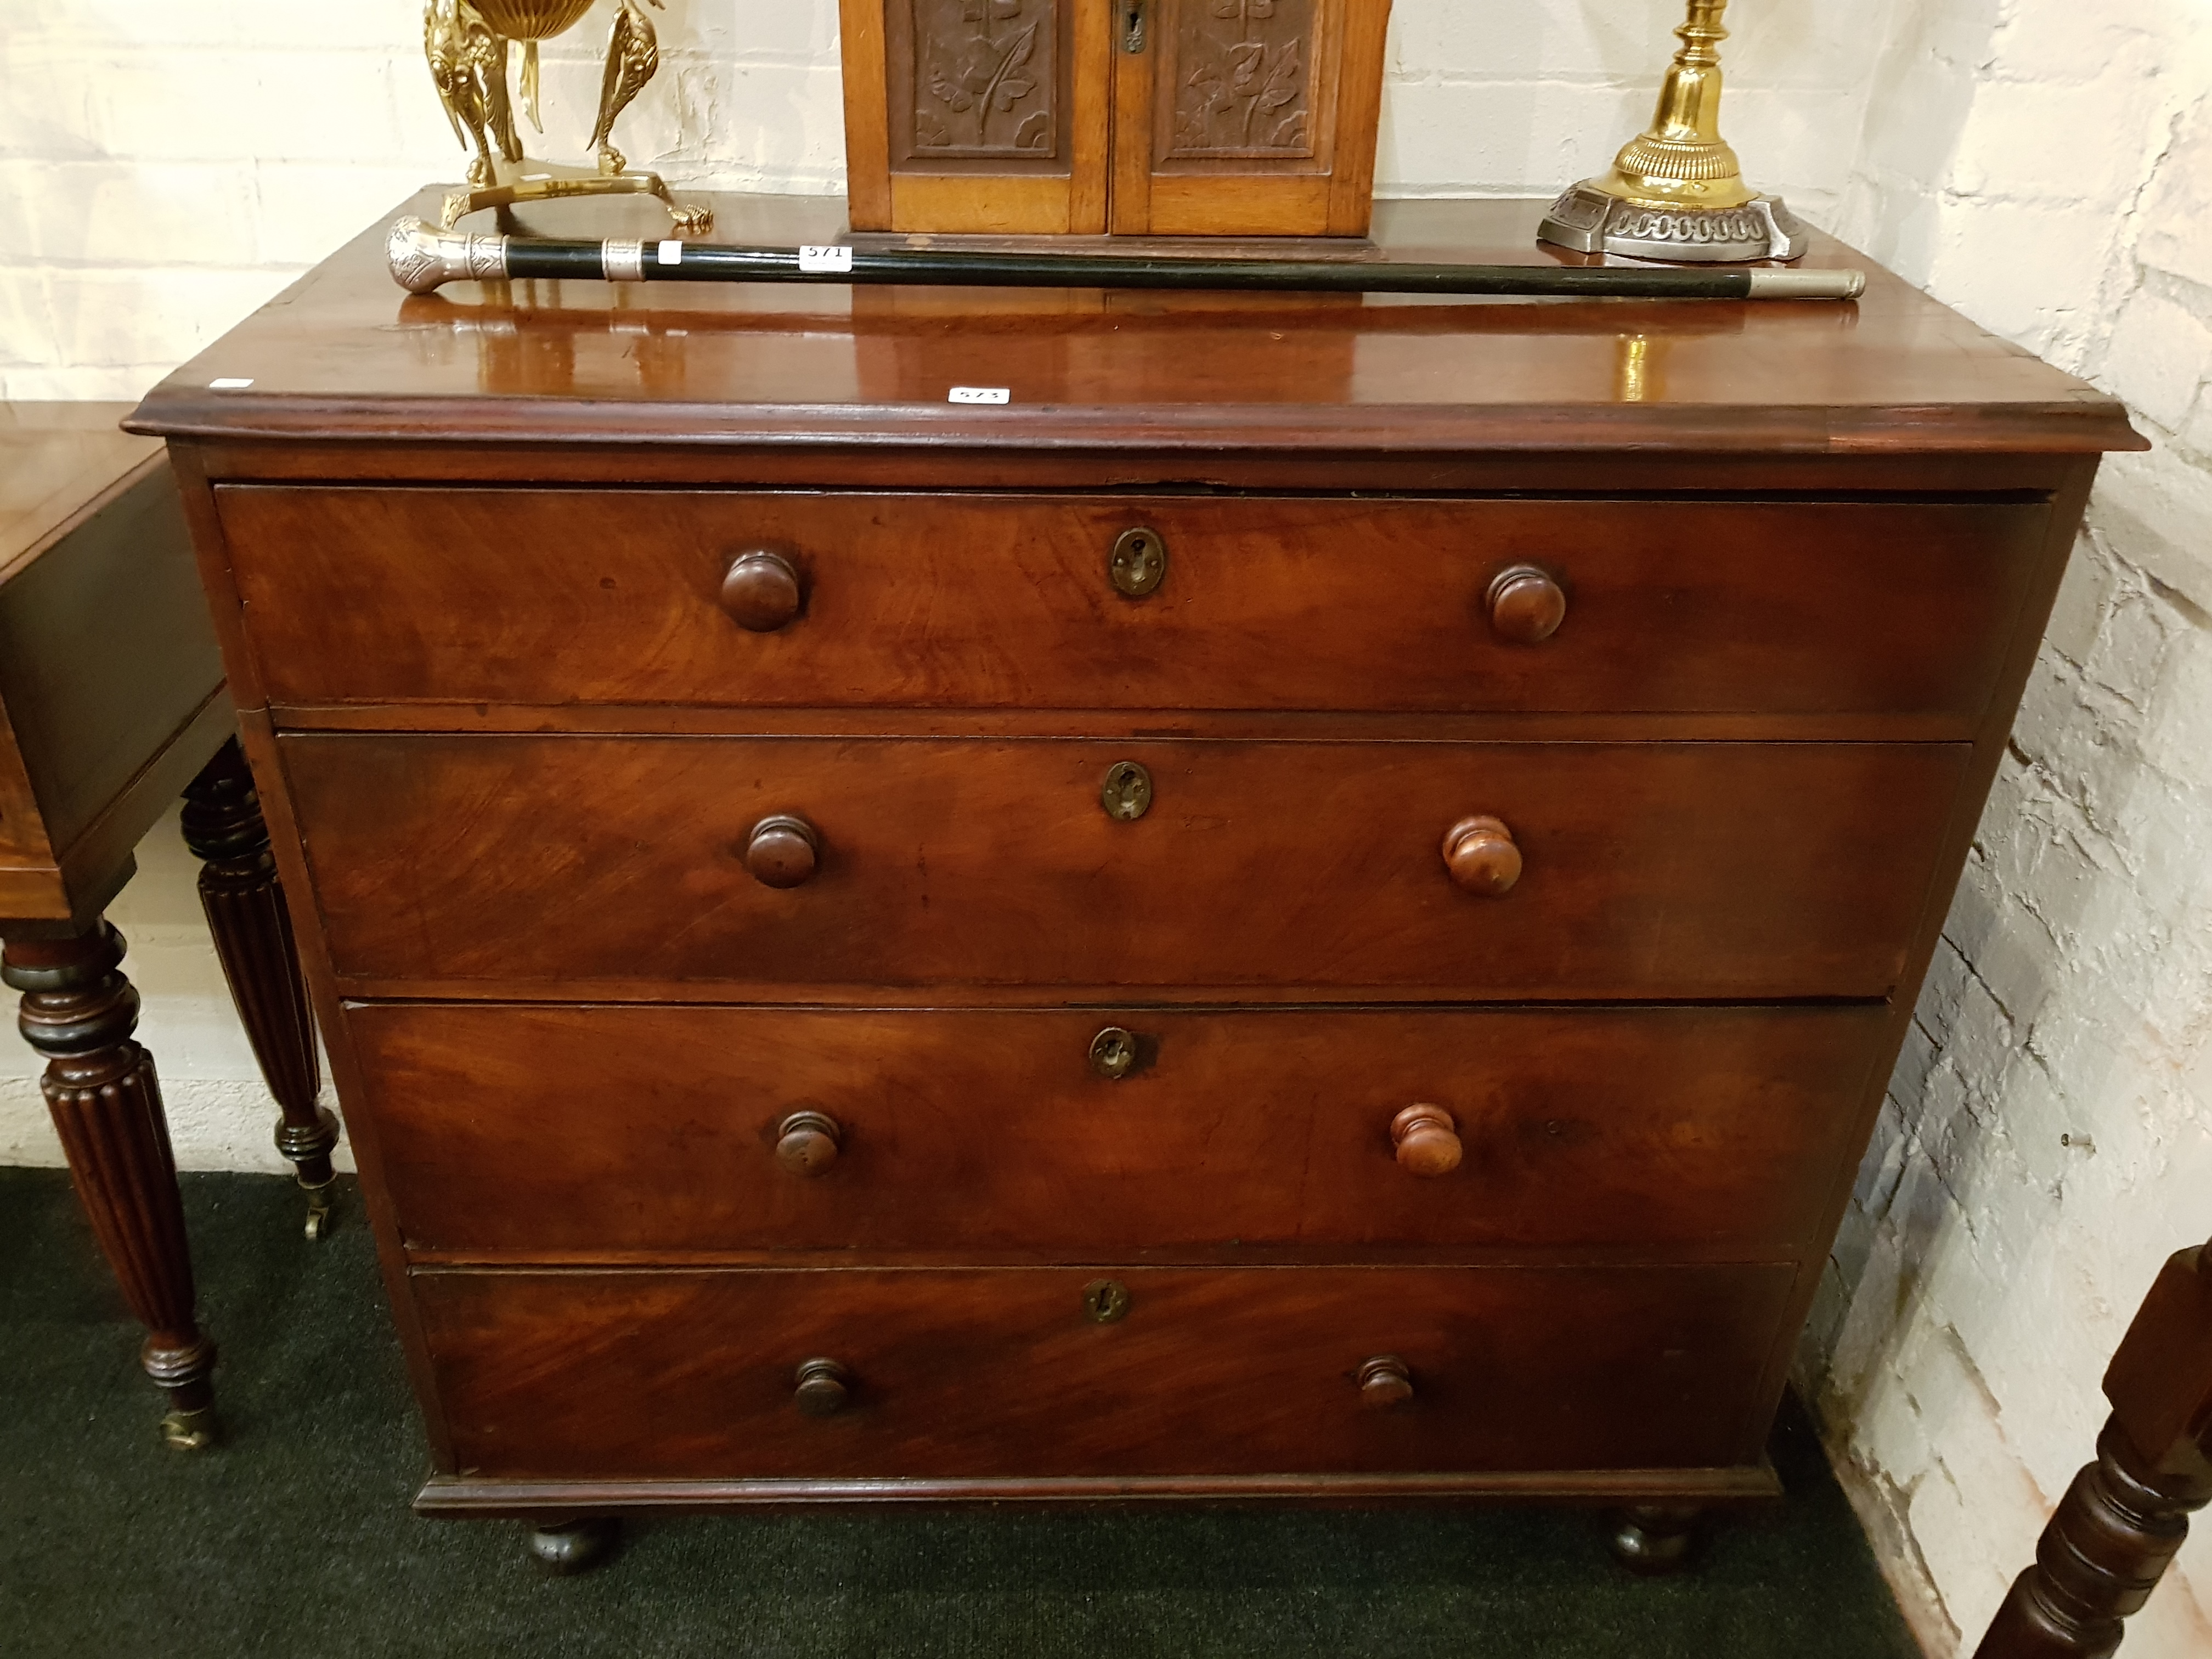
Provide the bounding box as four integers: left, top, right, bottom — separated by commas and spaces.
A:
1358, 1355, 1415, 1409
1442, 815, 1522, 896
745, 814, 820, 888
720, 549, 803, 632
1391, 1104, 1462, 1176
793, 1357, 850, 1416
775, 1109, 842, 1176
1486, 565, 1567, 644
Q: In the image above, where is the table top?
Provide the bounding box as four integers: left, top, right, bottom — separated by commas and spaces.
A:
0, 402, 226, 927
126, 194, 2141, 458
1, 404, 164, 585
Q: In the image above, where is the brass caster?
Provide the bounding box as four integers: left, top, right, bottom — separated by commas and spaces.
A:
528, 1517, 618, 1575
159, 1406, 218, 1452
1605, 1504, 1703, 1575
302, 1180, 337, 1242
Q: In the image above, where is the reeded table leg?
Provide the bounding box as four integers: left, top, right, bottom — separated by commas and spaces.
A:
182, 738, 338, 1240
4, 923, 217, 1449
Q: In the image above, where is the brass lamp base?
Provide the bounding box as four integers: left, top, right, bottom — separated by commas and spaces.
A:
1538, 0, 1805, 266
1538, 185, 1805, 264
441, 156, 711, 234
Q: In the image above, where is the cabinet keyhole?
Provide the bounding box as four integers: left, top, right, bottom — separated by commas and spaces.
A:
1122, 1, 1148, 53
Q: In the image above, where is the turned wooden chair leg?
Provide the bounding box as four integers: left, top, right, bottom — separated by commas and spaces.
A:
1976, 1238, 2212, 1658
181, 737, 338, 1240
4, 922, 217, 1449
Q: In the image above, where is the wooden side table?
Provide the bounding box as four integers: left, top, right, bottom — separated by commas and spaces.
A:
0, 403, 332, 1449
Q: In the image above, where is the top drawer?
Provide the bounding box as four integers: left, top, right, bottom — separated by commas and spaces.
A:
214, 488, 2044, 725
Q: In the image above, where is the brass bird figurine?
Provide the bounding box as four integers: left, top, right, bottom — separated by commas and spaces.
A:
590, 0, 665, 177
421, 0, 709, 233
425, 0, 520, 188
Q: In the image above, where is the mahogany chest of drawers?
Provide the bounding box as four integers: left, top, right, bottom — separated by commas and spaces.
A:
131, 194, 2138, 1556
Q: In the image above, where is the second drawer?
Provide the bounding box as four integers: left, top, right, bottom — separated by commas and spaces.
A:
355, 1002, 1888, 1256
289, 735, 1966, 999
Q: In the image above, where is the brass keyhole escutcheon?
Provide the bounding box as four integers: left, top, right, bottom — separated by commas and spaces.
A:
1090, 1026, 1138, 1080
1109, 526, 1168, 597
1084, 1279, 1132, 1323
1121, 0, 1148, 53
1101, 760, 1153, 822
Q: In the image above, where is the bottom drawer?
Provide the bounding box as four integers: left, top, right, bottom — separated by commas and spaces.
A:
417, 1263, 1797, 1481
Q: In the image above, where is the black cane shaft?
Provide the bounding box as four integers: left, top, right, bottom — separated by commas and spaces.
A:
509, 238, 1760, 297
500, 242, 611, 281
389, 218, 1866, 300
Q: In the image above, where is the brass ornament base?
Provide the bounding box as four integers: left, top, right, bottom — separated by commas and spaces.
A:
441, 156, 710, 235
1538, 184, 1805, 265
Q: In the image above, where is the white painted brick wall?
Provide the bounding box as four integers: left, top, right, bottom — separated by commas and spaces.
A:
1802, 2, 2212, 1653
5, 5, 2212, 1652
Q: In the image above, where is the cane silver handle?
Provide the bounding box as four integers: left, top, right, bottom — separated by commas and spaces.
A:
387, 217, 510, 294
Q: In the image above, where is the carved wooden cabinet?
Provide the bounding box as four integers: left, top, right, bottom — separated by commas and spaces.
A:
840, 0, 1390, 235
130, 193, 2138, 1568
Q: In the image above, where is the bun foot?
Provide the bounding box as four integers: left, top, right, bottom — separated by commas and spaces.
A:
1605, 1504, 1704, 1575
528, 1517, 618, 1576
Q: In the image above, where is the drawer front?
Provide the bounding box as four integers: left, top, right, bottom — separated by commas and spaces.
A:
290, 735, 1965, 998
217, 487, 2042, 724
416, 1264, 1797, 1479
358, 1003, 1886, 1256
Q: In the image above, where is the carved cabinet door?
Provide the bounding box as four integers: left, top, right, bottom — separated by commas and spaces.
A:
840, 0, 1390, 237
1111, 0, 1389, 236
843, 0, 1116, 234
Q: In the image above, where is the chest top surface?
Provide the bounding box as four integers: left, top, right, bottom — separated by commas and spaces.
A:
126, 195, 2139, 459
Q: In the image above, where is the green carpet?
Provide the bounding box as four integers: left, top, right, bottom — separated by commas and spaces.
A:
0, 1168, 1918, 1658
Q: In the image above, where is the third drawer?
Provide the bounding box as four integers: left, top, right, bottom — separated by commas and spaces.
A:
355, 1002, 1889, 1256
